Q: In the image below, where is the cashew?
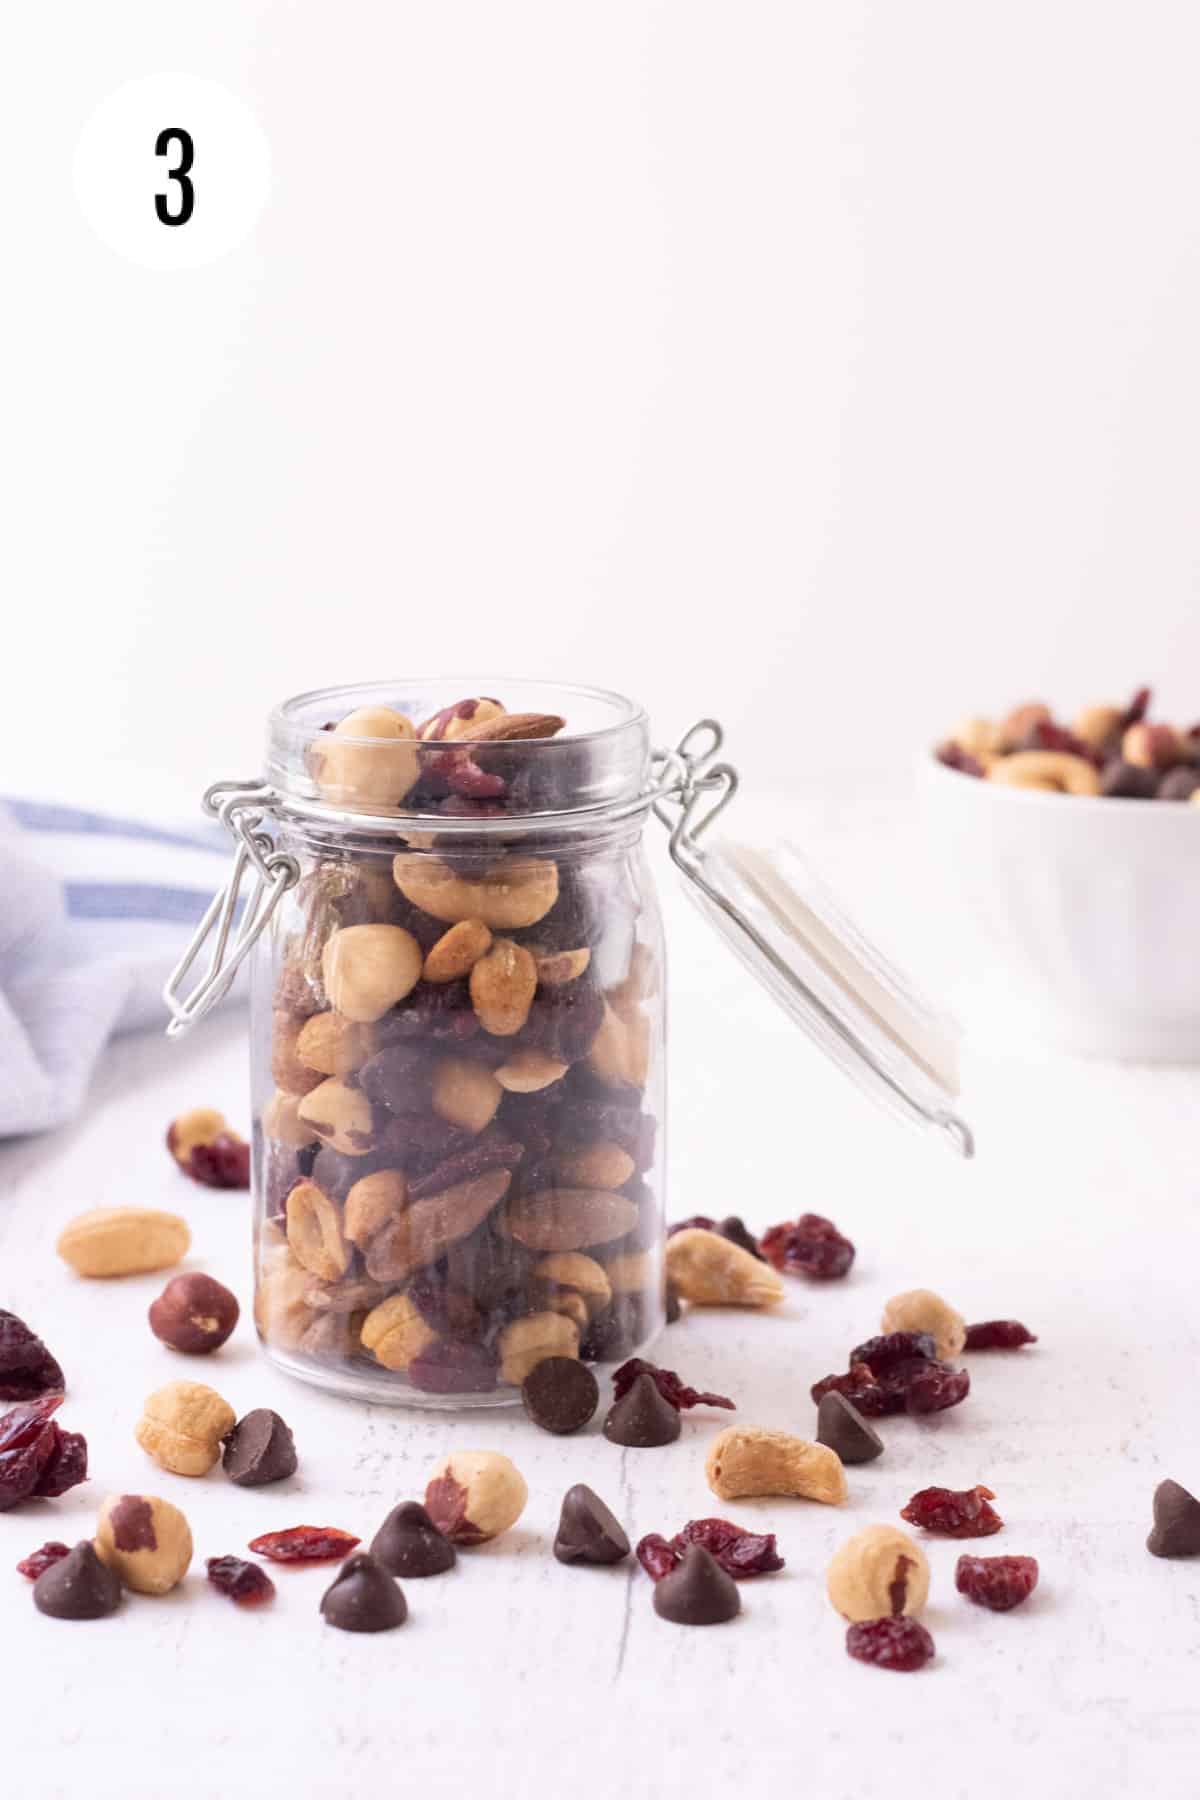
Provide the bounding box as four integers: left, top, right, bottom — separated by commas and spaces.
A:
880, 1288, 967, 1361
988, 751, 1101, 796
827, 1524, 930, 1622
422, 918, 493, 983
664, 1228, 783, 1308
430, 1057, 503, 1133
286, 1181, 351, 1282
586, 1002, 649, 1088
469, 939, 537, 1037
321, 924, 423, 1023
705, 1426, 847, 1504
392, 855, 559, 929
497, 1311, 579, 1385
532, 1253, 612, 1317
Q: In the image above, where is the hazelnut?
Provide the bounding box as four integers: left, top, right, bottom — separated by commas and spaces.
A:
95, 1493, 193, 1595
826, 1524, 930, 1622
1122, 721, 1182, 770
431, 1057, 503, 1133
497, 1311, 579, 1385
879, 1288, 967, 1361
321, 924, 423, 1023
424, 1450, 528, 1544
149, 1273, 240, 1355
295, 1011, 376, 1077
296, 1078, 374, 1155
135, 1379, 237, 1477
344, 1168, 407, 1248
314, 705, 420, 810
360, 1294, 438, 1371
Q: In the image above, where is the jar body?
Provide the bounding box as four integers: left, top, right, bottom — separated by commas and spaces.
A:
251, 814, 666, 1406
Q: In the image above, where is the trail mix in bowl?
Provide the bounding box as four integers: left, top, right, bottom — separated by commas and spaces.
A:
936, 687, 1200, 800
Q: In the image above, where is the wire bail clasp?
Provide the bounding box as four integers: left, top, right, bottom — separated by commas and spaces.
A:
651, 718, 740, 872
162, 780, 299, 1038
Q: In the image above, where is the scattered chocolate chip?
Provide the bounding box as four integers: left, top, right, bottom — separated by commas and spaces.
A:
554, 1484, 630, 1565
522, 1358, 599, 1435
223, 1409, 297, 1487
652, 1544, 740, 1625
603, 1370, 682, 1447
816, 1391, 884, 1465
319, 1553, 408, 1632
1147, 1479, 1200, 1557
371, 1502, 456, 1578
33, 1541, 122, 1620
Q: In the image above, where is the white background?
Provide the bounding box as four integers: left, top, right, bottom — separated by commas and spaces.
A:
6, 1, 1200, 811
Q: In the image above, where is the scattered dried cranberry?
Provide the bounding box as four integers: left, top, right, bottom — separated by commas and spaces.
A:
187, 1137, 251, 1188
901, 1484, 1003, 1537
956, 1554, 1039, 1611
636, 1518, 784, 1582
207, 1555, 276, 1607
846, 1615, 935, 1671
964, 1320, 1038, 1350
0, 1394, 88, 1510
0, 1311, 65, 1402
903, 1362, 970, 1414
811, 1364, 895, 1419
761, 1214, 855, 1280
1119, 685, 1152, 730
612, 1359, 734, 1413
812, 1337, 968, 1417
936, 742, 985, 778
16, 1540, 70, 1581
247, 1525, 360, 1564
850, 1331, 937, 1373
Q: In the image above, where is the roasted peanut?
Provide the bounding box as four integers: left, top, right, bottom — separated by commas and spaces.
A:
880, 1288, 967, 1361
57, 1208, 190, 1280
827, 1524, 930, 1622
431, 1057, 503, 1133
321, 924, 423, 1023
665, 1228, 783, 1307
295, 1011, 376, 1076
469, 939, 538, 1037
135, 1380, 237, 1477
296, 1078, 374, 1155
286, 1182, 352, 1282
361, 1294, 438, 1371
392, 855, 559, 930
705, 1426, 847, 1504
494, 1050, 568, 1092
422, 918, 493, 983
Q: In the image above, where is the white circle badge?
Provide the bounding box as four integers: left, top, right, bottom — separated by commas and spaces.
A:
74, 73, 271, 270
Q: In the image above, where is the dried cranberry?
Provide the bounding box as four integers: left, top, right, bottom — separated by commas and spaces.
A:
935, 742, 985, 778
846, 1616, 935, 1671
519, 984, 605, 1065
612, 1359, 734, 1412
955, 1554, 1039, 1611
0, 1395, 87, 1510
812, 1336, 968, 1418
187, 1136, 251, 1189
0, 1311, 65, 1402
761, 1214, 855, 1280
636, 1533, 678, 1581
903, 1362, 970, 1414
406, 1273, 485, 1338
1119, 685, 1152, 729
964, 1320, 1038, 1350
849, 1331, 937, 1373
16, 1540, 70, 1580
421, 746, 507, 800
378, 981, 482, 1047
1021, 718, 1096, 762
810, 1364, 896, 1419
247, 1525, 361, 1564
901, 1484, 1003, 1537
635, 1520, 784, 1581
407, 1338, 499, 1394
207, 1555, 276, 1607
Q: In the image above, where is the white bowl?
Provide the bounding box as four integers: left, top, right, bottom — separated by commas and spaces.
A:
922, 755, 1200, 1061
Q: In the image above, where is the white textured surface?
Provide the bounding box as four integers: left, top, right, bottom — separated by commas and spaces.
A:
2, 848, 1197, 1799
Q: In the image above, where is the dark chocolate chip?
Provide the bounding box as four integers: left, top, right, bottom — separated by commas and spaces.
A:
371, 1502, 456, 1578
1147, 1479, 1200, 1557
553, 1484, 630, 1565
33, 1541, 122, 1620
223, 1409, 297, 1487
602, 1370, 681, 1447
1100, 758, 1159, 799
320, 1553, 407, 1632
816, 1391, 884, 1465
1157, 766, 1200, 801
522, 1358, 599, 1435
652, 1544, 740, 1625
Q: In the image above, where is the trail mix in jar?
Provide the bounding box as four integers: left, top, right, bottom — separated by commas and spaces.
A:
253, 691, 665, 1402
935, 686, 1200, 799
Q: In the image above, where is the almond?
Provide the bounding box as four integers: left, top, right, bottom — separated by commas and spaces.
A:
553, 1141, 635, 1189
365, 1170, 512, 1282
469, 939, 538, 1037
453, 711, 566, 743
501, 1188, 639, 1253
422, 918, 493, 983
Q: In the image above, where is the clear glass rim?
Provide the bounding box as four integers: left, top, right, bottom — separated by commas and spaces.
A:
270, 676, 647, 748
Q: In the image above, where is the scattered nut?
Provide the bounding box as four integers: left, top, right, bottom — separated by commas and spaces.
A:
167, 1108, 230, 1165
501, 1188, 639, 1253
987, 751, 1101, 796
705, 1426, 848, 1504
296, 1078, 374, 1155
57, 1208, 191, 1280
553, 1141, 635, 1189
425, 1450, 528, 1544
262, 1090, 317, 1148
469, 939, 538, 1037
344, 1169, 407, 1248
826, 1524, 930, 1622
586, 1001, 650, 1088
392, 855, 559, 930
431, 1057, 503, 1133
149, 1273, 240, 1355
494, 1050, 568, 1093
286, 1182, 352, 1282
532, 1253, 612, 1317
165, 1109, 250, 1187
422, 919, 493, 983
314, 705, 420, 810
664, 1229, 783, 1308
95, 1493, 193, 1595
365, 1170, 512, 1282
880, 1289, 967, 1361
531, 946, 590, 986
361, 1294, 438, 1371
321, 924, 423, 1023
295, 1011, 376, 1076
134, 1380, 237, 1477
497, 1311, 580, 1385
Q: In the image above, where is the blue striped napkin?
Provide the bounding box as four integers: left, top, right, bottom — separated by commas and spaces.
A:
0, 800, 239, 1137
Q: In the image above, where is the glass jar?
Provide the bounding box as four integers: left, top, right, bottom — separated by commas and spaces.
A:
168, 677, 972, 1409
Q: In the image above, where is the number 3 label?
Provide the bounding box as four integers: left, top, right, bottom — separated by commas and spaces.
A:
75, 75, 270, 269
